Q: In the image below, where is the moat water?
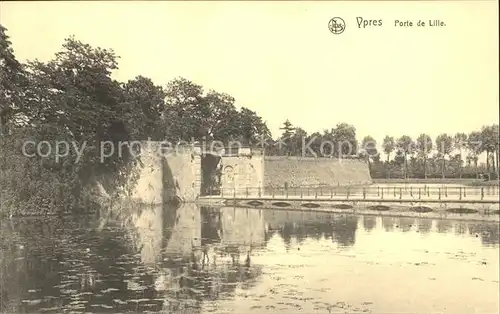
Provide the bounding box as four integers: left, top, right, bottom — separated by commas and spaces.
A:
1, 205, 499, 314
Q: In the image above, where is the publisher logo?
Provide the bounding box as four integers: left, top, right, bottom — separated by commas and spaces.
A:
328, 17, 346, 34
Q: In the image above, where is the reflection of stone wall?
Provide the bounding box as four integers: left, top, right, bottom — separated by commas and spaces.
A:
264, 156, 372, 188
219, 207, 266, 253
163, 203, 201, 257
129, 205, 164, 265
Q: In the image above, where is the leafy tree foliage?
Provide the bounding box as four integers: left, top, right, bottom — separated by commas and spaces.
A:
0, 28, 271, 216
416, 134, 432, 178
435, 133, 453, 179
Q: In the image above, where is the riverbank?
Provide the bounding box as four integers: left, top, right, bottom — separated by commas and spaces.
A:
466, 180, 500, 187
372, 178, 499, 187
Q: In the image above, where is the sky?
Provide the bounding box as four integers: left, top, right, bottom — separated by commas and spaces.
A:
1, 1, 498, 142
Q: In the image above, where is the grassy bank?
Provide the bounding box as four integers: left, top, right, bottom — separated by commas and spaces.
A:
372, 178, 485, 185
466, 180, 500, 187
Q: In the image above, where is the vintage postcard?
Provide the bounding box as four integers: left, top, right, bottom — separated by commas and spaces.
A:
0, 1, 498, 313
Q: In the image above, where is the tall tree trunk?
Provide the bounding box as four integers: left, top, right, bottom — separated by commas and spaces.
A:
475, 159, 478, 179
496, 149, 499, 177
386, 155, 390, 179
423, 156, 427, 179
492, 151, 496, 173
458, 148, 462, 179
486, 151, 490, 174
441, 157, 445, 179
404, 153, 408, 179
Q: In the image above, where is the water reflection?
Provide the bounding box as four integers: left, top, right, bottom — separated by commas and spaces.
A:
382, 216, 396, 231
436, 219, 453, 233
362, 215, 377, 232
468, 223, 500, 246
1, 206, 499, 313
455, 222, 469, 235
396, 217, 416, 232
417, 219, 433, 234
330, 215, 357, 247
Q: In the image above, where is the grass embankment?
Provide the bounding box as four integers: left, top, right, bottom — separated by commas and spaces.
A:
373, 178, 499, 186
465, 180, 500, 187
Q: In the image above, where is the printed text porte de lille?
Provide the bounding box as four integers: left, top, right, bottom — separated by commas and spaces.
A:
356, 17, 446, 28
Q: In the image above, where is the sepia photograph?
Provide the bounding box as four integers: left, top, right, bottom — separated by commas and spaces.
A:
0, 1, 499, 313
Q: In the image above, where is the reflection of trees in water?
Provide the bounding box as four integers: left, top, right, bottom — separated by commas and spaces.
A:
454, 222, 468, 235
276, 221, 333, 248
381, 217, 395, 231
416, 219, 433, 234
1, 218, 91, 312
274, 219, 333, 248
467, 223, 500, 245
436, 220, 453, 233
158, 245, 261, 313
362, 216, 377, 232
269, 212, 358, 248
396, 218, 415, 232
154, 206, 265, 312
0, 217, 147, 313
330, 215, 358, 247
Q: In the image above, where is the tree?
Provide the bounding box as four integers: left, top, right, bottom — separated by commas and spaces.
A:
236, 107, 271, 148
435, 133, 453, 179
467, 131, 482, 179
361, 135, 378, 171
278, 119, 295, 155
332, 123, 357, 157
382, 136, 396, 178
416, 134, 433, 179
304, 131, 323, 157
0, 24, 27, 135
453, 132, 468, 178
396, 135, 414, 179
1, 36, 138, 215
204, 91, 240, 142
480, 124, 499, 176
122, 76, 166, 140
289, 127, 308, 156
320, 129, 334, 157
163, 77, 207, 142
494, 124, 500, 177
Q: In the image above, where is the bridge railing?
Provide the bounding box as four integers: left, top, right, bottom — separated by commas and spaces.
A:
203, 185, 499, 201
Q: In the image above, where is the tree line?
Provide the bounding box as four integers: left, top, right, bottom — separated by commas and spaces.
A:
271, 119, 499, 180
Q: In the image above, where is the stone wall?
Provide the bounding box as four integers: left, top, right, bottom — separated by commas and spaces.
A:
128, 142, 164, 204
264, 156, 372, 188
163, 149, 201, 202
127, 143, 202, 204
220, 151, 264, 196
